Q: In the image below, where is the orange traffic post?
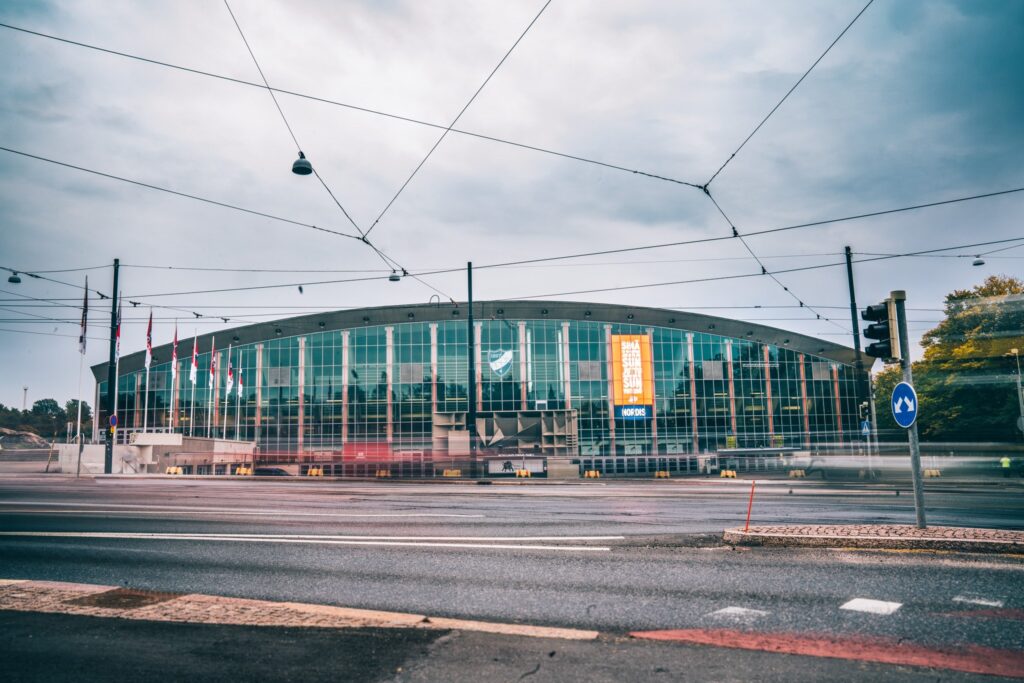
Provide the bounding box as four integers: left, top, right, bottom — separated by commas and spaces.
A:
744, 480, 757, 532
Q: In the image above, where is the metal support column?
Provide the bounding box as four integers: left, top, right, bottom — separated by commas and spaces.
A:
104, 258, 119, 473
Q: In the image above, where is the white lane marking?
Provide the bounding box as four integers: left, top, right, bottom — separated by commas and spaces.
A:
0, 531, 612, 551
0, 531, 622, 542
953, 595, 1004, 608
706, 606, 769, 619
840, 598, 902, 615
0, 502, 483, 518
0, 509, 486, 519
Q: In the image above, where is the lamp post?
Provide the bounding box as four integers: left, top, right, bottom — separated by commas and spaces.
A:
1008, 348, 1024, 439
467, 262, 477, 467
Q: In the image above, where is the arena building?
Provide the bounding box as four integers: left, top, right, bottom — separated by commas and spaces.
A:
90, 301, 862, 474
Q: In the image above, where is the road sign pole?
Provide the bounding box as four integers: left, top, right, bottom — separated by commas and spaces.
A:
892, 290, 926, 529
104, 258, 119, 474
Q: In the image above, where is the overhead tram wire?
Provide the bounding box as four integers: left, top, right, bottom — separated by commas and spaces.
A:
20, 235, 1024, 302
118, 234, 1024, 301
703, 0, 875, 188
690, 1, 875, 330
5, 143, 1022, 278
0, 21, 703, 191
363, 0, 553, 239
705, 192, 846, 330
0, 147, 362, 241
450, 187, 1024, 270
222, 1, 443, 298
504, 237, 1024, 306
0, 267, 263, 327
0, 327, 107, 342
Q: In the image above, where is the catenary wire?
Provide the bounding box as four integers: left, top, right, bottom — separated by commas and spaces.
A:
4, 143, 1021, 274
0, 21, 703, 190
0, 146, 362, 241
704, 0, 875, 187
704, 190, 845, 329
364, 0, 552, 238
220, 3, 449, 293
506, 237, 1024, 303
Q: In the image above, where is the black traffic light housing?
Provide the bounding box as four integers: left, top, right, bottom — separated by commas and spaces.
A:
861, 298, 900, 362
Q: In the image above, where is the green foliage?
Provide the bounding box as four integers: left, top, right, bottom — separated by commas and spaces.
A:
0, 399, 92, 440
873, 275, 1024, 442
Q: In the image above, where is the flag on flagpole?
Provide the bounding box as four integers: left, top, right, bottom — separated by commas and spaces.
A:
190, 332, 199, 384
209, 337, 217, 380
144, 309, 153, 369
114, 295, 122, 361
237, 367, 244, 397
78, 277, 88, 355
225, 346, 234, 396
170, 325, 179, 381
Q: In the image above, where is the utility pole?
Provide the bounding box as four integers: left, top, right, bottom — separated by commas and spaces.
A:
104, 258, 119, 474
893, 290, 926, 529
22, 385, 28, 411
844, 246, 872, 449
466, 262, 477, 467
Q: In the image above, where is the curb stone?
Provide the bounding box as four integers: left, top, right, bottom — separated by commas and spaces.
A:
723, 525, 1024, 554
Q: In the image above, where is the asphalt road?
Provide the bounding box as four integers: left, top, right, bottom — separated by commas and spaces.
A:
1, 475, 1022, 680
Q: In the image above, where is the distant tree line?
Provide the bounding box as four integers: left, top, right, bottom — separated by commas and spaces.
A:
0, 399, 92, 440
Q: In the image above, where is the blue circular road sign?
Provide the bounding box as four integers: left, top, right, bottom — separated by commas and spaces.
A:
109, 414, 118, 428
890, 382, 918, 429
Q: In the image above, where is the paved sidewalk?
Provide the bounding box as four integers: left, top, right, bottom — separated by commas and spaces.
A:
0, 579, 596, 640
723, 524, 1024, 553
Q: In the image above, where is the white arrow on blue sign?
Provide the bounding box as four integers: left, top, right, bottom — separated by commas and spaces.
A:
890, 381, 918, 429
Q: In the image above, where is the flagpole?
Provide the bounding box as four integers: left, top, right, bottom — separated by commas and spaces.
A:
207, 336, 215, 439
235, 368, 241, 442
112, 301, 120, 443
189, 329, 197, 438
168, 324, 173, 432
75, 351, 84, 477
222, 345, 231, 439
75, 276, 87, 477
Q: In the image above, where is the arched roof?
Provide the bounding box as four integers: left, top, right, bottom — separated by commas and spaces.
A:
92, 300, 858, 380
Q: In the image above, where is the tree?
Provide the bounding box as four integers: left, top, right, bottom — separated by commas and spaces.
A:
29, 398, 67, 439
65, 400, 92, 424
873, 275, 1024, 442
31, 398, 64, 419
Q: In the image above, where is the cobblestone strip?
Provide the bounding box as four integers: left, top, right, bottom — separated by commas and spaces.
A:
0, 580, 598, 640
724, 525, 1024, 553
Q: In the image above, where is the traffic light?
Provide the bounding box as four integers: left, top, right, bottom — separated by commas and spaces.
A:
861, 298, 900, 361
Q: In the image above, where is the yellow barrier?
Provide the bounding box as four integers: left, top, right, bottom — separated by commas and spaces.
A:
165, 466, 183, 475
515, 469, 531, 478
924, 468, 941, 478
654, 470, 670, 479
307, 466, 324, 477
376, 469, 391, 478
584, 470, 601, 479
788, 469, 806, 478
235, 466, 253, 476
720, 469, 737, 478
442, 469, 462, 477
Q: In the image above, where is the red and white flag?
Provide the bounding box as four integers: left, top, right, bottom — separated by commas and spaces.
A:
225, 345, 234, 396
144, 309, 153, 369
170, 325, 179, 381
114, 295, 122, 361
237, 368, 244, 397
209, 337, 217, 381
78, 277, 88, 355
189, 332, 199, 385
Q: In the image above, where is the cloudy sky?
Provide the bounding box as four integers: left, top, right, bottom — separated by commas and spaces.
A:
1, 0, 1022, 409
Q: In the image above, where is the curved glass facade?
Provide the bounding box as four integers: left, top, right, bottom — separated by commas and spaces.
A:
96, 308, 860, 457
